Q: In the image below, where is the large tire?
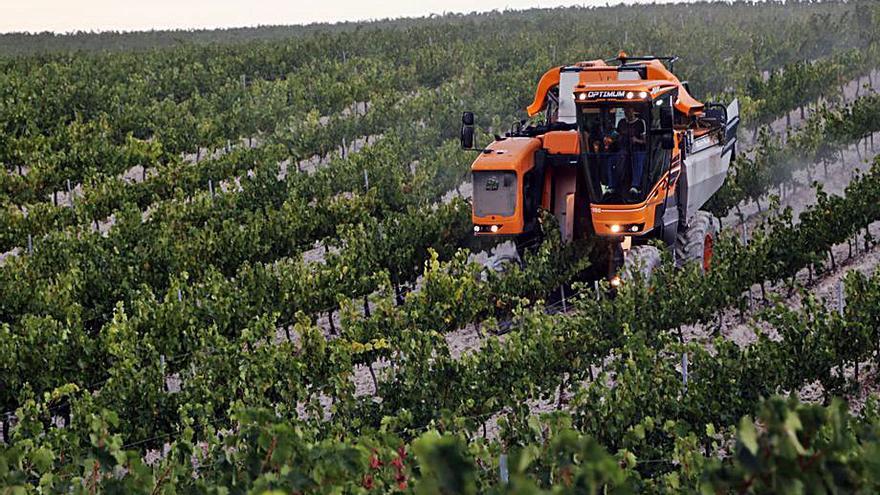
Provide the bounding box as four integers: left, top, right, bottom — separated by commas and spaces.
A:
622, 244, 661, 281
675, 210, 717, 271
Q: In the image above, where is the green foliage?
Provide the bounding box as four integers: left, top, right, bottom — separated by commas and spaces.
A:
3, 1, 880, 492
705, 397, 880, 493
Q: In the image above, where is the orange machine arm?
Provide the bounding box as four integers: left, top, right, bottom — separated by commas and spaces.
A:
643, 60, 704, 115
674, 89, 704, 116
526, 66, 562, 117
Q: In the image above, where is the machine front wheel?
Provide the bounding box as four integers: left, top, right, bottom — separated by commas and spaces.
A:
675, 210, 717, 272
622, 244, 662, 281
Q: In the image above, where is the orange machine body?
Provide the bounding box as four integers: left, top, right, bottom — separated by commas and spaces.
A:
472, 129, 589, 240
471, 137, 543, 235
471, 53, 732, 249
473, 102, 685, 241
468, 53, 738, 280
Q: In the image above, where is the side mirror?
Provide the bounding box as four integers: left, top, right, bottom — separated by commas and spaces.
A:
460, 111, 475, 149
658, 89, 677, 131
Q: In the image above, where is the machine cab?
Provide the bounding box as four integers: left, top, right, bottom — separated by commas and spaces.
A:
575, 87, 676, 207
572, 83, 680, 237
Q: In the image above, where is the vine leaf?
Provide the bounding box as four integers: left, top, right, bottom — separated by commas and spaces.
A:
739, 416, 759, 456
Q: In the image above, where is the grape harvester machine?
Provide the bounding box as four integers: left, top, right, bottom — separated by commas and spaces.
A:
461, 52, 739, 283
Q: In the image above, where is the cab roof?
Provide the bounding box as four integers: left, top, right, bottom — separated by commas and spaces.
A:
527, 56, 704, 117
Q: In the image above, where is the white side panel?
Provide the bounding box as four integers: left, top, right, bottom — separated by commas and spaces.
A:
684, 143, 732, 216
685, 99, 739, 220
617, 71, 641, 81
557, 71, 580, 124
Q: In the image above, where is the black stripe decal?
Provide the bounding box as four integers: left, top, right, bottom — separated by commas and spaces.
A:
725, 117, 740, 143
722, 139, 736, 156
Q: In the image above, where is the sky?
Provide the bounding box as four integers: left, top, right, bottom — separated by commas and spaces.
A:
0, 0, 687, 34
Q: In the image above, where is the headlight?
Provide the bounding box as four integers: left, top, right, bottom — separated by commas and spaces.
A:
625, 92, 634, 99
610, 224, 622, 233
490, 225, 500, 233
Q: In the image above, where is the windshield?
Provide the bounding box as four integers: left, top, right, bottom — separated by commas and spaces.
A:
473, 171, 517, 217
577, 103, 662, 204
